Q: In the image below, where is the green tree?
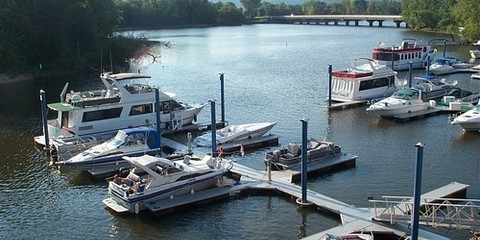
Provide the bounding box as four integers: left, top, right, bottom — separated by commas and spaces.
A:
240, 0, 261, 19
302, 0, 327, 15
452, 0, 480, 41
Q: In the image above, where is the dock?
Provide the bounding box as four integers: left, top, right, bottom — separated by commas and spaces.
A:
137, 161, 469, 239
328, 100, 369, 111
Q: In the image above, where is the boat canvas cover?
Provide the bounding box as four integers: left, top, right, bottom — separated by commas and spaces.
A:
119, 127, 160, 149
47, 102, 79, 112
107, 73, 151, 80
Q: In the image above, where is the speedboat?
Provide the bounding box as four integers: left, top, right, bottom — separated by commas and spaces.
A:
412, 75, 458, 101
193, 122, 277, 147
103, 154, 233, 214
470, 40, 480, 59
330, 58, 402, 102
34, 72, 205, 148
451, 105, 480, 132
372, 38, 436, 71
366, 88, 430, 117
472, 71, 480, 80
264, 138, 357, 171
54, 127, 161, 167
435, 88, 479, 112
428, 56, 474, 75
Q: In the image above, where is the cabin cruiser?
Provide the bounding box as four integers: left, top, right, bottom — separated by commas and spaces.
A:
34, 72, 205, 148
103, 154, 233, 214
428, 56, 474, 75
330, 58, 402, 103
366, 88, 430, 117
193, 122, 277, 147
264, 138, 357, 171
54, 127, 161, 167
451, 105, 480, 132
412, 75, 458, 101
470, 40, 480, 59
372, 38, 436, 71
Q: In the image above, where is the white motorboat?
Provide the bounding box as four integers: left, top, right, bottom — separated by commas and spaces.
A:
264, 138, 357, 171
103, 154, 233, 214
54, 127, 161, 167
372, 38, 436, 71
330, 58, 402, 102
451, 105, 480, 132
470, 40, 480, 59
412, 74, 458, 101
472, 71, 480, 80
34, 72, 205, 147
366, 88, 430, 117
428, 56, 474, 75
193, 122, 277, 147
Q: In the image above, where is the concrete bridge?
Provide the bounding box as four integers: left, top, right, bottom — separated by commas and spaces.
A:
268, 15, 405, 28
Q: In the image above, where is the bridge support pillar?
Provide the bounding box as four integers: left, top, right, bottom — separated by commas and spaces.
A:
345, 20, 350, 26
354, 20, 359, 26
377, 20, 384, 27
394, 21, 402, 28
323, 21, 329, 25
333, 21, 338, 25
367, 20, 375, 27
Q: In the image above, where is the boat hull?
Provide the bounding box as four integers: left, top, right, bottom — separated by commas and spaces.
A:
194, 122, 276, 147
367, 103, 429, 117
106, 171, 224, 213
451, 108, 480, 131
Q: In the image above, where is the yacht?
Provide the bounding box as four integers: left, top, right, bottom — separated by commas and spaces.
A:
372, 38, 436, 71
34, 72, 205, 147
103, 154, 232, 214
470, 40, 480, 59
366, 88, 430, 117
451, 105, 480, 132
330, 58, 402, 103
193, 122, 277, 147
412, 75, 458, 101
54, 127, 161, 167
428, 56, 474, 75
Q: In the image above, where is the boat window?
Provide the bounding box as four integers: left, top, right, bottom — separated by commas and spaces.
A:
82, 108, 123, 122
372, 52, 399, 61
61, 112, 69, 128
359, 77, 390, 91
130, 104, 153, 116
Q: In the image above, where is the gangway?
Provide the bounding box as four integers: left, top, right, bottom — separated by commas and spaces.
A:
370, 196, 480, 230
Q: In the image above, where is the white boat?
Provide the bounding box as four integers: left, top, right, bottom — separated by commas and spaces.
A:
412, 74, 458, 101
54, 127, 161, 167
366, 88, 430, 117
428, 56, 474, 75
330, 58, 402, 102
264, 138, 357, 171
34, 72, 205, 147
470, 40, 480, 59
372, 38, 436, 71
193, 122, 277, 147
435, 88, 479, 112
472, 71, 480, 80
103, 154, 233, 214
451, 105, 480, 131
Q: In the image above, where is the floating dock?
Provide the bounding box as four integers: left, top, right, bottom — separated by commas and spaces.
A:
328, 100, 369, 111
135, 160, 469, 239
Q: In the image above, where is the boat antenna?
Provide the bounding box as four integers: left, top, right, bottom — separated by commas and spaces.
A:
100, 48, 103, 73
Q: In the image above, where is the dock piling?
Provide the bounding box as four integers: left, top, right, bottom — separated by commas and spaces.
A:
297, 119, 312, 206
408, 62, 413, 88
219, 73, 226, 124
40, 90, 50, 150
411, 142, 424, 240
155, 88, 162, 155
209, 99, 217, 157
328, 65, 332, 107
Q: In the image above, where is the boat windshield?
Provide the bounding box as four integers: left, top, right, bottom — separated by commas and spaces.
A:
392, 89, 418, 100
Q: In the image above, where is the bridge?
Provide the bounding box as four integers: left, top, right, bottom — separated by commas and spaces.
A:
268, 15, 405, 28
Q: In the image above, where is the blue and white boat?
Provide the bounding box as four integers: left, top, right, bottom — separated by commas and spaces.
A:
103, 154, 232, 214
428, 56, 474, 75
193, 122, 277, 147
55, 127, 161, 167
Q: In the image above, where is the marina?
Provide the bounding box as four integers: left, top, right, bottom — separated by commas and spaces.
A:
1, 24, 479, 239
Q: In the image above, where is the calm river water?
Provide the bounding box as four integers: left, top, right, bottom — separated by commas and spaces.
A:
1, 24, 479, 239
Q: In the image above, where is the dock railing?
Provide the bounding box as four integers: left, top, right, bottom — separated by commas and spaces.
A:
369, 196, 480, 230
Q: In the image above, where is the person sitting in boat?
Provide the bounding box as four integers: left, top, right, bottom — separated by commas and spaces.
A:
113, 174, 129, 186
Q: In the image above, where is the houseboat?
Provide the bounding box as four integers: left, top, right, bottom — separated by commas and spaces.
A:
372, 38, 436, 71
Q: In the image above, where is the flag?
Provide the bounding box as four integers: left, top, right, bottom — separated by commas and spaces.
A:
240, 143, 245, 156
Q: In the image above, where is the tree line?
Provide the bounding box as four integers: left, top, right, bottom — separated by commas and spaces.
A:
0, 0, 478, 78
